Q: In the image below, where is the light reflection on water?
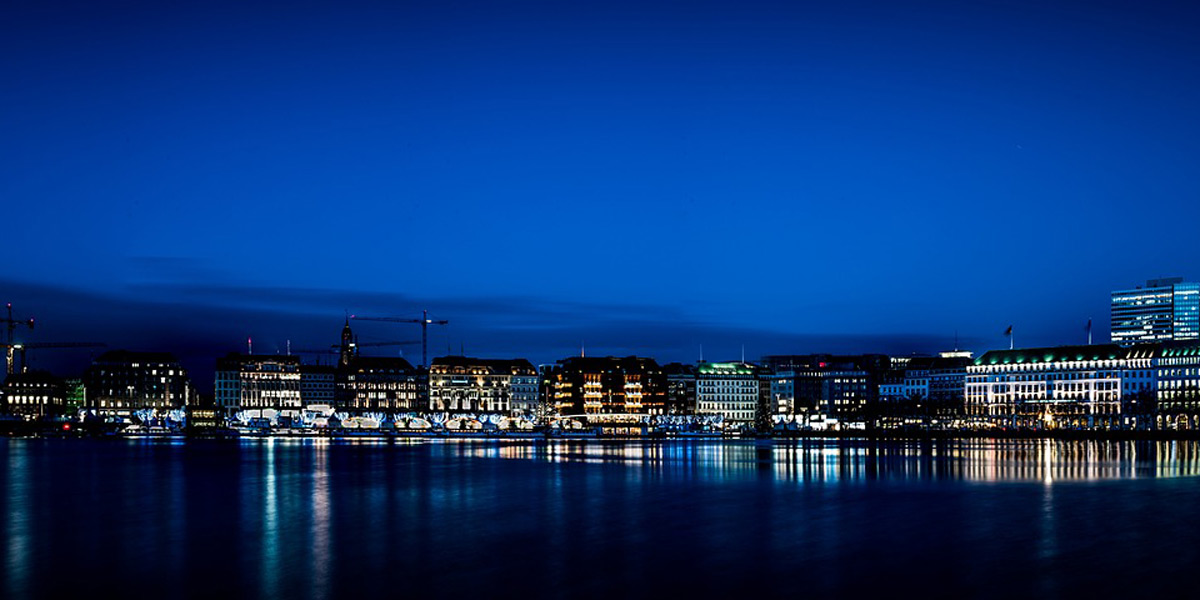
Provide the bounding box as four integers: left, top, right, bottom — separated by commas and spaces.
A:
466, 438, 1200, 483
2, 438, 1200, 600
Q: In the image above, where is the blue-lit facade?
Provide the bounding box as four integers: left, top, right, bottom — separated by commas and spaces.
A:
1111, 278, 1200, 345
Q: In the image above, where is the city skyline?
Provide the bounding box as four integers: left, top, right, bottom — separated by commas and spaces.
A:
0, 272, 1163, 390
6, 0, 1200, 377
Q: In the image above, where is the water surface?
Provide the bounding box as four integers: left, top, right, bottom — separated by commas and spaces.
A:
3, 438, 1199, 599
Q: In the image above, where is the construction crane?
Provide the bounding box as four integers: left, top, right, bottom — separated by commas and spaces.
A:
3, 303, 35, 376
293, 340, 420, 360
13, 342, 107, 373
350, 311, 448, 369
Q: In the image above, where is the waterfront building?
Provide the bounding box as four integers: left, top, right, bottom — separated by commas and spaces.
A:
63, 378, 85, 415
337, 356, 422, 412
769, 370, 795, 416
662, 362, 697, 414
965, 345, 1152, 429
84, 350, 195, 414
1111, 278, 1200, 345
2, 370, 65, 418
694, 361, 766, 429
877, 353, 972, 420
1151, 340, 1200, 429
550, 356, 666, 417
427, 356, 539, 414
300, 364, 337, 406
762, 355, 888, 419
215, 354, 303, 419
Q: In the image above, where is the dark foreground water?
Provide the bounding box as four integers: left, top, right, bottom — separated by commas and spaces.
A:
3, 439, 1200, 600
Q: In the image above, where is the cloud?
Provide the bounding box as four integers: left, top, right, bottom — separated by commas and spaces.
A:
2, 276, 970, 394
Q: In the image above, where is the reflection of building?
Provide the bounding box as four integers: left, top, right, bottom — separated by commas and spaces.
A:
84, 350, 194, 414
695, 362, 764, 428
965, 345, 1153, 429
215, 354, 303, 418
1112, 278, 1200, 345
550, 356, 666, 416
2, 370, 65, 417
300, 364, 336, 406
337, 356, 422, 412
428, 356, 538, 414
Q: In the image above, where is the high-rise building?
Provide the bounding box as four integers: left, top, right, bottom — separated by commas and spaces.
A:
1111, 278, 1200, 345
84, 350, 195, 414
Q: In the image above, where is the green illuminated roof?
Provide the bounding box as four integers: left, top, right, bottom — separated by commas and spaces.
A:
975, 344, 1124, 366
696, 362, 756, 375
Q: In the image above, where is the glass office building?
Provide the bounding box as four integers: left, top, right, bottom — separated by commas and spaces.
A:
1111, 278, 1200, 345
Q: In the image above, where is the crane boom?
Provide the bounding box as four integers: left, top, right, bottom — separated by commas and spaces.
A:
350, 310, 448, 368
13, 342, 106, 373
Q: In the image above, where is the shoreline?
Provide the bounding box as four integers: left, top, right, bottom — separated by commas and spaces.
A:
5, 429, 1200, 442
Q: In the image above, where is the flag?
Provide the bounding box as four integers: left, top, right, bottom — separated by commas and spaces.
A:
1085, 318, 1092, 333
1004, 325, 1012, 336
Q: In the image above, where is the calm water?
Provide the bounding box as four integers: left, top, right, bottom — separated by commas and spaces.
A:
3, 438, 1200, 599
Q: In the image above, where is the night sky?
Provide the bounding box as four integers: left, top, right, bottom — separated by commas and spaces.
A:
4, 0, 1199, 388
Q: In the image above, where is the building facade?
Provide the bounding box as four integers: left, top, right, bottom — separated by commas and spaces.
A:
1152, 341, 1200, 429
215, 354, 303, 418
694, 362, 765, 429
84, 350, 194, 414
662, 363, 697, 415
427, 356, 539, 414
965, 345, 1150, 429
300, 364, 337, 407
337, 356, 422, 413
550, 356, 666, 417
1112, 278, 1200, 345
763, 355, 887, 419
2, 370, 66, 418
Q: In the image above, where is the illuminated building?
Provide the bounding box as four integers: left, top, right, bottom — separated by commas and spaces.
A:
1111, 278, 1200, 345
214, 353, 303, 419
63, 378, 85, 415
300, 364, 336, 406
965, 345, 1152, 429
662, 362, 697, 414
762, 355, 888, 419
769, 370, 794, 416
427, 356, 538, 414
337, 356, 422, 412
84, 350, 195, 415
878, 353, 972, 416
694, 362, 767, 429
2, 370, 65, 418
1152, 341, 1200, 429
550, 356, 666, 417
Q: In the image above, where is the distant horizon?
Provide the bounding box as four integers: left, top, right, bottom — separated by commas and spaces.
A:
7, 1, 1200, 391
2, 270, 1169, 395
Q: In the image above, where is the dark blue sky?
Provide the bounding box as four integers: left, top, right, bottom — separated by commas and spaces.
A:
3, 0, 1199, 382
